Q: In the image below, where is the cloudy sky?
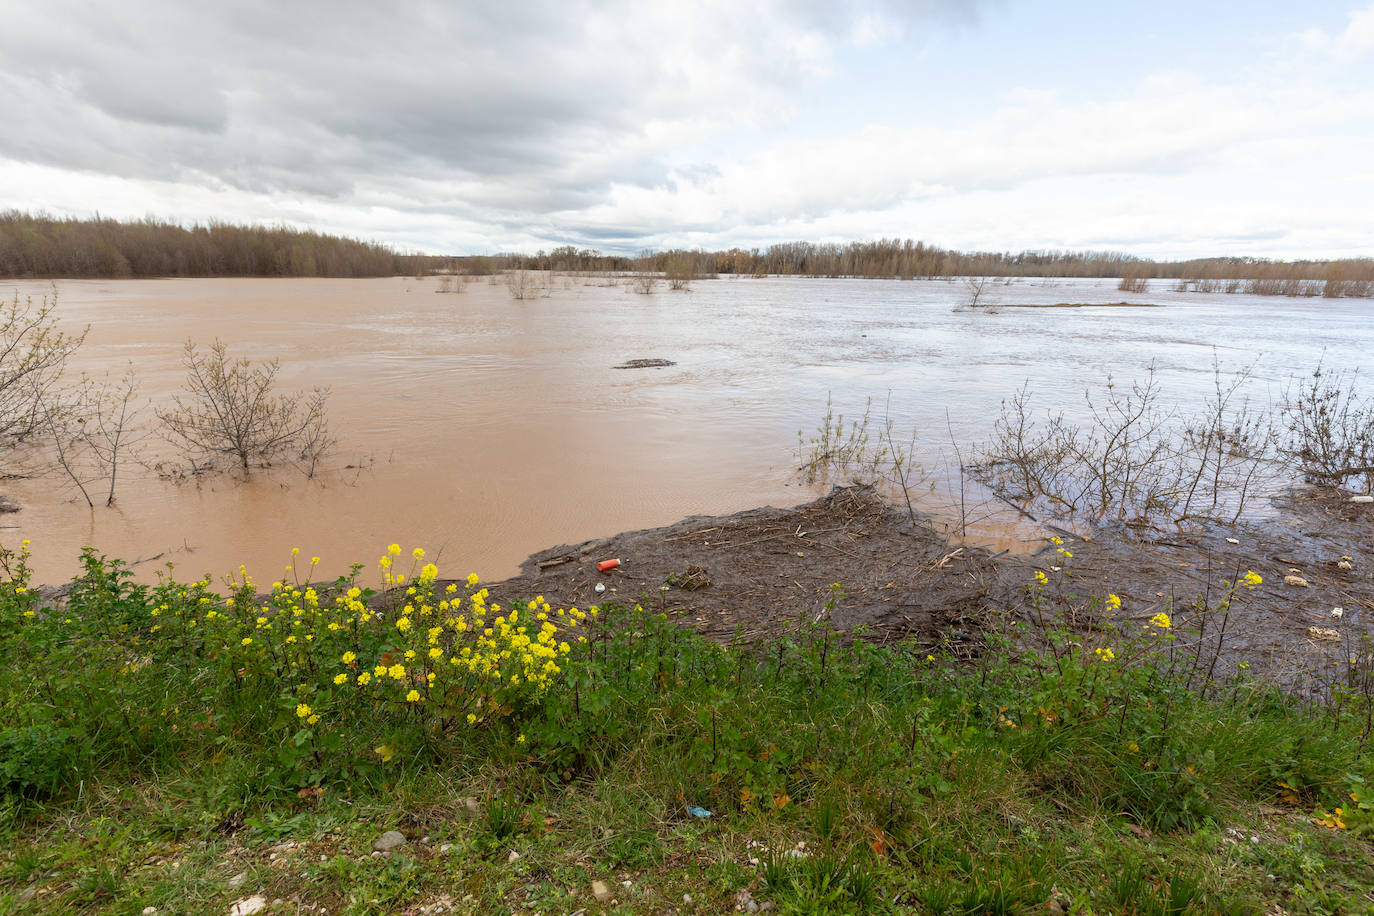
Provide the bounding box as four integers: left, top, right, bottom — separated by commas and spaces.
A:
1, 0, 1371, 258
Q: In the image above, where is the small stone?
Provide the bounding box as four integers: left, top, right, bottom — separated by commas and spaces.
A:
373, 830, 407, 853
228, 872, 248, 888
1349, 495, 1373, 503
143, 908, 158, 915
1284, 574, 1309, 588
1338, 559, 1353, 570
734, 889, 758, 912
1225, 537, 1239, 545
437, 843, 453, 853
506, 850, 521, 865
591, 880, 613, 903
229, 896, 268, 916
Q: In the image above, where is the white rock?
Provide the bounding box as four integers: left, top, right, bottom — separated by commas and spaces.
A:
373, 830, 407, 853
1350, 495, 1373, 503
1225, 537, 1239, 545
229, 896, 268, 916
228, 872, 248, 888
143, 908, 158, 915
506, 850, 521, 865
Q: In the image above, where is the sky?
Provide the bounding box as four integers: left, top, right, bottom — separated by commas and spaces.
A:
1, 0, 1371, 259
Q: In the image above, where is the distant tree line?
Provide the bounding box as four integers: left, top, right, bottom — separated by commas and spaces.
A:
0, 211, 411, 279
454, 239, 1374, 298
6, 214, 1371, 298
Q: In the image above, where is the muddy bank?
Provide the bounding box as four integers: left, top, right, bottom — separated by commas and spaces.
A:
992, 487, 1373, 691
477, 485, 1372, 688
482, 486, 993, 647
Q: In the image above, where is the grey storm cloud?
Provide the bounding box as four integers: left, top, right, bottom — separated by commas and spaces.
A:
0, 0, 997, 207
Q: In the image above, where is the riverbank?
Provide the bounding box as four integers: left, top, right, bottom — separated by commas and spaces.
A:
2, 489, 1373, 914
479, 484, 1372, 690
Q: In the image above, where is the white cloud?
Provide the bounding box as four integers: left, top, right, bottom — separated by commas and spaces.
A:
1302, 3, 1374, 60
0, 0, 1369, 259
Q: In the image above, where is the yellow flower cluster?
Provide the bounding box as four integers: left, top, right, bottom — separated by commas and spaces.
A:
199, 545, 594, 734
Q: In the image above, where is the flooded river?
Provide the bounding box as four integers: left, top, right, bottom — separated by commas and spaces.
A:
4, 275, 1370, 585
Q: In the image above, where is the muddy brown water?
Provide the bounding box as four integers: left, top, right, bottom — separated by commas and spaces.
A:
4, 275, 1371, 588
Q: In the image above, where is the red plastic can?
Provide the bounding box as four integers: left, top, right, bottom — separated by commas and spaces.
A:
596, 558, 621, 572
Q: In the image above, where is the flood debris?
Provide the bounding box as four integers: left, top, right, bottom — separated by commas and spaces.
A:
612, 358, 676, 369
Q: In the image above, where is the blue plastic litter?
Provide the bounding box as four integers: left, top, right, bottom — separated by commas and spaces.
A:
687, 806, 712, 819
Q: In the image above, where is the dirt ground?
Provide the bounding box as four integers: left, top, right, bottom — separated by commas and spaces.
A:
482, 486, 993, 647
476, 485, 1373, 690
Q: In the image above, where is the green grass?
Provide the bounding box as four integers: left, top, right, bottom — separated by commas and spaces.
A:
1, 544, 1373, 914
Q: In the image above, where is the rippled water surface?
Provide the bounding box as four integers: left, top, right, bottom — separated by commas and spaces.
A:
6, 275, 1370, 584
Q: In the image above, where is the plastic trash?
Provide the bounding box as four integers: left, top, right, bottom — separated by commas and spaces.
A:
596, 558, 621, 572
594, 582, 606, 594
687, 806, 711, 819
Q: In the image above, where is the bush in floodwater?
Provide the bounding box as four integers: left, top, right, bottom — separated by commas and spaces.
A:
971, 361, 1277, 526
1280, 363, 1374, 493
157, 339, 334, 477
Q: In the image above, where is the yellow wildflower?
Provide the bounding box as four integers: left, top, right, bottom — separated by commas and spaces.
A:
295, 703, 312, 718
1149, 613, 1171, 629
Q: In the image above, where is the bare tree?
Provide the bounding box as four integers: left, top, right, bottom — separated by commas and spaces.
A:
665, 254, 695, 291
41, 366, 148, 506
0, 288, 86, 448
505, 270, 540, 300
632, 272, 659, 294
157, 340, 332, 477
962, 276, 990, 309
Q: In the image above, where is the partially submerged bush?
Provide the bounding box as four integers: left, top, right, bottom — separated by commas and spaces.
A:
157, 339, 333, 477
971, 363, 1277, 525
1280, 364, 1374, 493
